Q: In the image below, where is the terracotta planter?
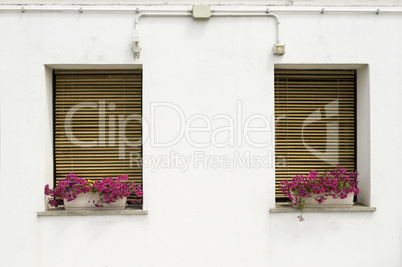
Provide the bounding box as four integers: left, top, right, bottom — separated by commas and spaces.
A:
64, 192, 127, 211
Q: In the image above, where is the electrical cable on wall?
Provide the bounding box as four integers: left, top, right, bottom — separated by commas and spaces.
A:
132, 6, 284, 59
4, 5, 400, 59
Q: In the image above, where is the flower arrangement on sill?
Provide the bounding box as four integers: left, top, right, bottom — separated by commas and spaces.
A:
279, 166, 360, 221
44, 174, 143, 208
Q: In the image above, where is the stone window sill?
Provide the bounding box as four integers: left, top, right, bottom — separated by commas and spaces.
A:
270, 202, 376, 213
37, 206, 148, 216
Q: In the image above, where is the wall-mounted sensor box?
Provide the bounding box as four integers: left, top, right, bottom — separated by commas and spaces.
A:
274, 44, 285, 55
192, 5, 211, 20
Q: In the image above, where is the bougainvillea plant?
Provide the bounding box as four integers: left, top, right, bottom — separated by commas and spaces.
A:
279, 166, 360, 221
45, 173, 143, 208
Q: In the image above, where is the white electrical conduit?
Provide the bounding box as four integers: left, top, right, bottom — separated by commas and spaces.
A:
217, 8, 400, 14
133, 10, 281, 58
134, 12, 192, 29
211, 12, 281, 44
0, 6, 401, 13
0, 6, 192, 12
3, 5, 401, 58
132, 12, 193, 58
0, 6, 402, 13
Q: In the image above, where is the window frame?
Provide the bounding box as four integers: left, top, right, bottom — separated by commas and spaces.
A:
273, 64, 372, 207
51, 67, 143, 206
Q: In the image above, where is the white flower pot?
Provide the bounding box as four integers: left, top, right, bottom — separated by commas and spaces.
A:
293, 193, 354, 208
64, 192, 127, 211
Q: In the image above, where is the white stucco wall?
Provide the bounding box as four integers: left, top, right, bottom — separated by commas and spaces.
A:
0, 1, 402, 266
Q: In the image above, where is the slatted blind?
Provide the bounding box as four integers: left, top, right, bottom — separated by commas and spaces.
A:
54, 69, 142, 202
274, 69, 356, 199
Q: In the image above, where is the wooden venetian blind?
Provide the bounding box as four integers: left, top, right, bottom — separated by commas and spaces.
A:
274, 70, 356, 199
54, 69, 142, 191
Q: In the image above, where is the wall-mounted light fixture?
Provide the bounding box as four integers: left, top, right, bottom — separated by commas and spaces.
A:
132, 28, 141, 59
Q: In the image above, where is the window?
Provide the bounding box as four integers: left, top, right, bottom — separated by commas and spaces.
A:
274, 69, 356, 201
54, 69, 142, 204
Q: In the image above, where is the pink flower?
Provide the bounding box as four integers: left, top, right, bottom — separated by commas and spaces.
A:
279, 166, 359, 210
44, 174, 143, 208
